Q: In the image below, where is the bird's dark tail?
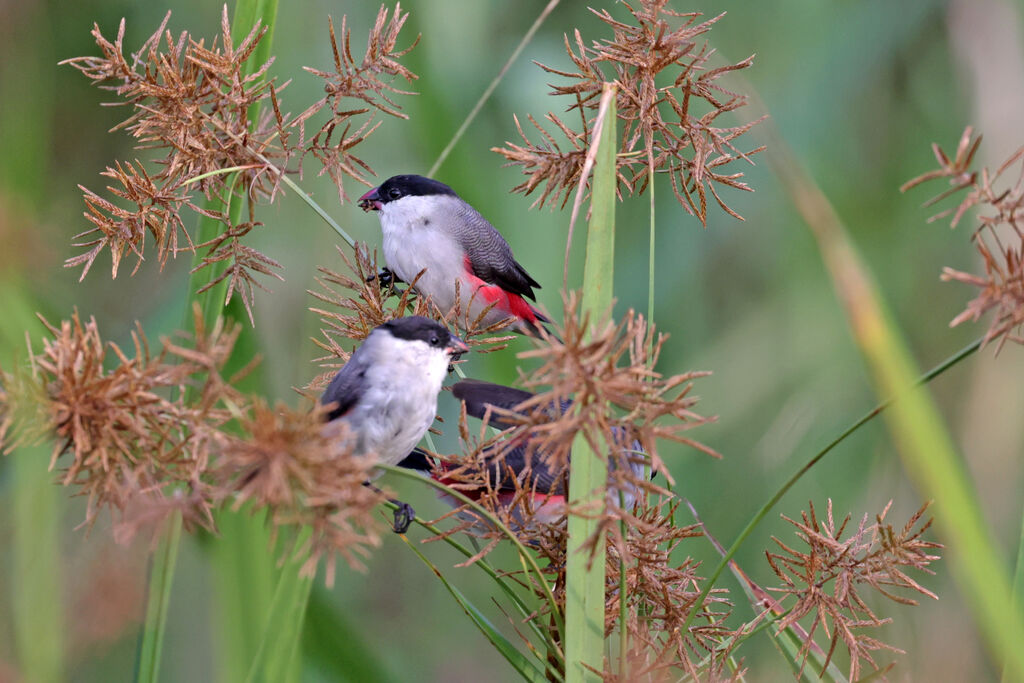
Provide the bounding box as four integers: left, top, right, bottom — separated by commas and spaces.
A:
396, 447, 434, 473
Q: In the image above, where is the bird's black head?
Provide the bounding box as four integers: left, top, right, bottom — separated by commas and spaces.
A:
359, 174, 457, 211
380, 316, 467, 357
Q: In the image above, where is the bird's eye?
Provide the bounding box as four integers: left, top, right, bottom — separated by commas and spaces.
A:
429, 334, 440, 346
387, 187, 402, 200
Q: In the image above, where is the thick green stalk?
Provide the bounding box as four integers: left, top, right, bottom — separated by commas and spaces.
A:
11, 445, 63, 683
564, 84, 617, 683
3, 278, 63, 683
136, 511, 183, 683
245, 530, 313, 683
209, 4, 291, 683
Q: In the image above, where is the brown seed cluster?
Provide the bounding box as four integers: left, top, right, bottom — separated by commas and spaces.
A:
307, 244, 516, 387
493, 0, 762, 221
2, 307, 242, 531
61, 4, 418, 319
0, 306, 386, 573
767, 500, 940, 680
903, 126, 1024, 349
212, 400, 383, 584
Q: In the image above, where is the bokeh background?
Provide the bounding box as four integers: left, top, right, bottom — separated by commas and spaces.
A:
1, 0, 1022, 680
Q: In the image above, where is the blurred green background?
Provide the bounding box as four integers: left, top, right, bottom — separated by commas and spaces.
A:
1, 0, 1022, 680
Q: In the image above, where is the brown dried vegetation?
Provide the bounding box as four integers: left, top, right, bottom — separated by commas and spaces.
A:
61, 4, 418, 318
494, 0, 762, 221
0, 306, 386, 572
767, 500, 941, 680
903, 126, 1024, 349
306, 244, 516, 386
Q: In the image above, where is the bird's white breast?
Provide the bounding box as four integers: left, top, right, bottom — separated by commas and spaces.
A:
379, 196, 467, 312
344, 333, 449, 465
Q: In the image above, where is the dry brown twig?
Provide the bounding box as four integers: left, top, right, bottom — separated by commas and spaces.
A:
0, 305, 389, 576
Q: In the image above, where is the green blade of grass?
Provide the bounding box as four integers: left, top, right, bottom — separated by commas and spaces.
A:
135, 511, 183, 683
565, 84, 617, 683
11, 445, 63, 683
381, 499, 565, 673
399, 535, 551, 682
428, 0, 560, 177
245, 530, 313, 683
378, 463, 564, 642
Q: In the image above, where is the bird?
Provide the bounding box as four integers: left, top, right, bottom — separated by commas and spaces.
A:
358, 174, 552, 337
398, 379, 649, 534
320, 315, 468, 533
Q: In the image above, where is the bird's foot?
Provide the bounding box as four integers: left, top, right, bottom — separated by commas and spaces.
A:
391, 500, 416, 534
367, 267, 405, 297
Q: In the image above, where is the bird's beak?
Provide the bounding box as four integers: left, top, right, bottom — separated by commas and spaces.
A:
358, 187, 382, 212
446, 335, 469, 359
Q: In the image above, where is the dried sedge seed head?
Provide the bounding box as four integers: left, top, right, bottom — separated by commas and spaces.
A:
298, 4, 420, 203
493, 0, 762, 221
598, 500, 735, 680
516, 291, 719, 481
212, 400, 384, 584
902, 126, 1024, 349
767, 500, 941, 681
63, 4, 418, 316
10, 306, 244, 531
307, 243, 514, 388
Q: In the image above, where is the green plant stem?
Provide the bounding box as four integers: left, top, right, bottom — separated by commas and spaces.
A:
399, 536, 550, 682
245, 530, 313, 683
381, 501, 564, 671
565, 84, 617, 683
682, 336, 982, 634
1003, 509, 1024, 683
11, 445, 63, 683
136, 511, 183, 683
647, 164, 655, 324
427, 0, 560, 177
133, 4, 280, 682
378, 464, 564, 640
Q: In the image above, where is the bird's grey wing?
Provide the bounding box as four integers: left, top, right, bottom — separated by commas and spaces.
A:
454, 203, 542, 301
454, 379, 571, 428
319, 350, 371, 421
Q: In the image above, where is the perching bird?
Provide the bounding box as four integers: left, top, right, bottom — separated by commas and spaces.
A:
358, 174, 551, 336
399, 379, 648, 532
321, 316, 467, 533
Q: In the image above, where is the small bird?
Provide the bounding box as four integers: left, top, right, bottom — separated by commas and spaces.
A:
321, 316, 468, 533
359, 174, 551, 336
399, 379, 648, 533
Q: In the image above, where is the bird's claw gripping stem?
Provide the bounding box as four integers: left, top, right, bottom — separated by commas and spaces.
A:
391, 500, 416, 534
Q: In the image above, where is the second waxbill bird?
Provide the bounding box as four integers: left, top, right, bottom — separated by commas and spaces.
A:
320, 315, 468, 533
399, 379, 648, 533
358, 174, 551, 336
